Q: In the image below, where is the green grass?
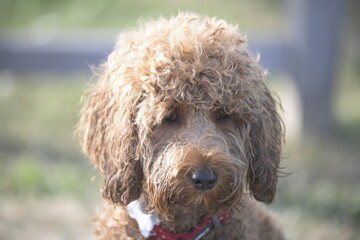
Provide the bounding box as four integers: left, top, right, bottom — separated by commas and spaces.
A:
0, 73, 99, 200
0, 0, 281, 30
0, 155, 99, 198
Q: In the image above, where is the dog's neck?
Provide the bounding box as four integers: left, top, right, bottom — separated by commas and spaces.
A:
127, 199, 230, 239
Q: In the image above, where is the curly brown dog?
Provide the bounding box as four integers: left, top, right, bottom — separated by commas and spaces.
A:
78, 13, 286, 240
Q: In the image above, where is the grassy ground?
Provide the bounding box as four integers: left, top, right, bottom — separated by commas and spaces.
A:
0, 63, 360, 239
0, 73, 100, 239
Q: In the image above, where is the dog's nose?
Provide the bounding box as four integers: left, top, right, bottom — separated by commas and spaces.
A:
190, 167, 217, 191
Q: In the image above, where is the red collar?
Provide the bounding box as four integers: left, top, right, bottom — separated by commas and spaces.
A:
149, 212, 230, 240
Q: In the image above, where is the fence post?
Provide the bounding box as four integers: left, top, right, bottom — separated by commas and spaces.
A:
287, 0, 347, 135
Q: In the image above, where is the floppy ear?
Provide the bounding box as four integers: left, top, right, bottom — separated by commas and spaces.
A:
78, 74, 143, 205
247, 85, 283, 203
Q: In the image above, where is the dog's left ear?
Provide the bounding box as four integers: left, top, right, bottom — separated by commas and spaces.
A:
78, 72, 144, 205
246, 84, 284, 204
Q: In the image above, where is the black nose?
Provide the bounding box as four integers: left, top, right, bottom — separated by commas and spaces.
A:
190, 167, 217, 191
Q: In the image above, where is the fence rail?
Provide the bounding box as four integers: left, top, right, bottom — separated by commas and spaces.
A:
0, 30, 286, 73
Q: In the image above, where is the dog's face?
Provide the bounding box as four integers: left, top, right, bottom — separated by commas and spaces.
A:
78, 13, 283, 219
141, 102, 247, 216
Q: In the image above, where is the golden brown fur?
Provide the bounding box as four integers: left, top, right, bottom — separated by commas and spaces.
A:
78, 13, 285, 239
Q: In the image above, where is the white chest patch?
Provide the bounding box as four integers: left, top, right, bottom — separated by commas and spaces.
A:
127, 200, 160, 238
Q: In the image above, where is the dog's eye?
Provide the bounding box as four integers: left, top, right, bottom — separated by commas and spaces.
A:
163, 110, 178, 122
215, 109, 230, 121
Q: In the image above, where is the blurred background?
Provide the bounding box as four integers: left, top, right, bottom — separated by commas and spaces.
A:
0, 0, 359, 239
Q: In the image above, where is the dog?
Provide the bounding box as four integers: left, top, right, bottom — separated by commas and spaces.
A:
78, 13, 285, 240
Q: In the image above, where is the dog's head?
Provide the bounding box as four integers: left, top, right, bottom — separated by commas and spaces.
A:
78, 13, 283, 216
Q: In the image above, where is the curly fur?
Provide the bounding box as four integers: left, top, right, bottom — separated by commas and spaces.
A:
78, 13, 285, 239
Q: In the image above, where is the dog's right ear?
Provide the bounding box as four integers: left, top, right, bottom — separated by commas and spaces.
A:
246, 85, 283, 204
78, 74, 143, 205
